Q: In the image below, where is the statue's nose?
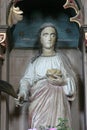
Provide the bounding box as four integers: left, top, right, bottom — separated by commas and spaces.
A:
48, 35, 51, 41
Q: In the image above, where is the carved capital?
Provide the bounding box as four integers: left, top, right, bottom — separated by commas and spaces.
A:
8, 1, 23, 27
0, 33, 6, 60
85, 32, 87, 47
81, 25, 87, 47
0, 26, 8, 61
0, 33, 6, 47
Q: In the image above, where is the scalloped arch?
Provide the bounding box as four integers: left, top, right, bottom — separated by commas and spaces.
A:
63, 0, 83, 27
7, 0, 83, 27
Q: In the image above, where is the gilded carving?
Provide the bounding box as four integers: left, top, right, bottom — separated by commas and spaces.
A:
8, 0, 23, 27
0, 33, 6, 46
0, 33, 6, 60
63, 0, 83, 27
85, 32, 87, 47
7, 0, 83, 27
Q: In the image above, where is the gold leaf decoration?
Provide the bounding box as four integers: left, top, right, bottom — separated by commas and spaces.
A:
8, 4, 23, 27
63, 0, 83, 27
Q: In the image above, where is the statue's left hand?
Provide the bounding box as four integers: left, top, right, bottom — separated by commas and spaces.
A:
47, 76, 66, 86
46, 69, 66, 86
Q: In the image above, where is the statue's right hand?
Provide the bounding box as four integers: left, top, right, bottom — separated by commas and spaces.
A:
15, 93, 25, 107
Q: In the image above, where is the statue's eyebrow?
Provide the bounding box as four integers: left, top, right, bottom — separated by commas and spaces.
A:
43, 33, 56, 36
51, 33, 56, 35
43, 33, 48, 36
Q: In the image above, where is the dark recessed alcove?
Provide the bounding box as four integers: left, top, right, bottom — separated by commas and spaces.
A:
16, 0, 76, 19
12, 0, 80, 48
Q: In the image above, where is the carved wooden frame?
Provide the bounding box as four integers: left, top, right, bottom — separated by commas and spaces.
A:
7, 0, 83, 27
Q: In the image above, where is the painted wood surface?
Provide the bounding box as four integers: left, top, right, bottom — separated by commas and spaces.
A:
11, 0, 80, 48
12, 15, 80, 48
1, 49, 83, 130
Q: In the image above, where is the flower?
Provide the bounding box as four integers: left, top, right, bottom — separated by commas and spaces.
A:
49, 128, 57, 130
28, 128, 37, 130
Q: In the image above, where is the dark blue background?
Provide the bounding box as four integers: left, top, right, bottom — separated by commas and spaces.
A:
12, 0, 80, 48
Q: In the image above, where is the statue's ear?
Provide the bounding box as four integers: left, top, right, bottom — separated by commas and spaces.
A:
0, 80, 17, 98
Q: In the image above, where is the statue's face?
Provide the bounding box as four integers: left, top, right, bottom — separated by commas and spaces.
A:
40, 27, 56, 49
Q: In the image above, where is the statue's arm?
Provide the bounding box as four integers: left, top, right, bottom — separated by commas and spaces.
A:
59, 56, 77, 101
15, 62, 34, 106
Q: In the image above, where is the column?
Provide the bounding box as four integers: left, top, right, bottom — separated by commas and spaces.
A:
0, 25, 9, 130
81, 25, 87, 130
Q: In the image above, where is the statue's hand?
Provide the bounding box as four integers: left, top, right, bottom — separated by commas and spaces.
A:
47, 76, 66, 86
15, 92, 27, 107
46, 69, 66, 86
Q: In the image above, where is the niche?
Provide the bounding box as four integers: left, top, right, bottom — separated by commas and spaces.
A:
11, 0, 80, 48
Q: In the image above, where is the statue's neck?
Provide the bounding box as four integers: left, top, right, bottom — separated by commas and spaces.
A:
41, 47, 56, 56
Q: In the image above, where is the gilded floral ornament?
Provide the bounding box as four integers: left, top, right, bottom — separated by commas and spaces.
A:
63, 0, 83, 27
70, 10, 83, 27
7, 0, 83, 27
8, 4, 23, 27
0, 33, 6, 60
63, 0, 79, 13
0, 33, 6, 45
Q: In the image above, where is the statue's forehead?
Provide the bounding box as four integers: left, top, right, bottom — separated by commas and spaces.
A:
41, 27, 56, 34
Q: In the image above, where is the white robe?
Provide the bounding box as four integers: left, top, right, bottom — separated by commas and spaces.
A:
19, 52, 77, 129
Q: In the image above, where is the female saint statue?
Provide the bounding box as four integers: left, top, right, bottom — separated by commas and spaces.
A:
16, 23, 77, 129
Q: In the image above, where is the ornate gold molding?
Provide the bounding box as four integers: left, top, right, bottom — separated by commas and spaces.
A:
81, 25, 87, 48
0, 33, 7, 60
63, 0, 83, 27
8, 0, 83, 27
0, 33, 6, 46
8, 0, 23, 27
85, 32, 87, 47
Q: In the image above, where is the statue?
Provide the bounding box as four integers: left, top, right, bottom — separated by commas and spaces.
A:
15, 23, 77, 129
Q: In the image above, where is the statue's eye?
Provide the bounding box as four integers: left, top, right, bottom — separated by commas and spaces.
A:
51, 34, 56, 37
43, 33, 48, 37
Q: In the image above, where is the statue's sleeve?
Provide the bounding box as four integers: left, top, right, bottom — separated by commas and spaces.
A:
19, 62, 34, 96
59, 54, 77, 101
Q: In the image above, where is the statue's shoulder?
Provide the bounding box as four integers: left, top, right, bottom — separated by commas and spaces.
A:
56, 51, 66, 59
31, 54, 41, 64
56, 51, 71, 64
